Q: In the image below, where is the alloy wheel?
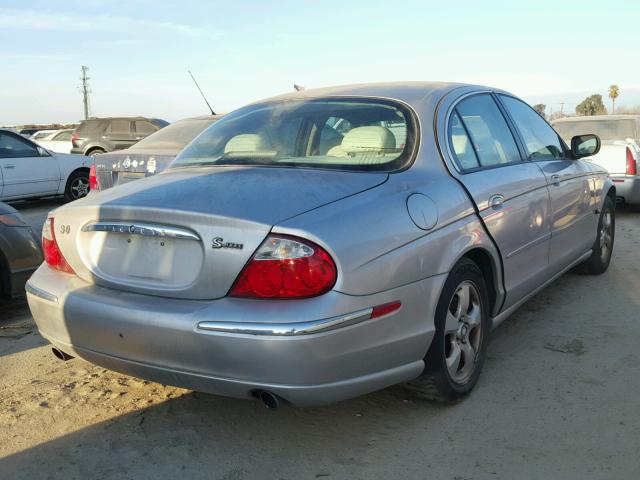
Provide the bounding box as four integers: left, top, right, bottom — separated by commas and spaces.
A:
443, 280, 483, 384
70, 177, 89, 199
599, 209, 613, 262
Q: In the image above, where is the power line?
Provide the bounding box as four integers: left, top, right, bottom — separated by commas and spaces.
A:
80, 66, 91, 120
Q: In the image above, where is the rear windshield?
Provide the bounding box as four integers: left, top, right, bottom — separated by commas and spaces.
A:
553, 119, 637, 143
172, 98, 415, 172
129, 118, 216, 151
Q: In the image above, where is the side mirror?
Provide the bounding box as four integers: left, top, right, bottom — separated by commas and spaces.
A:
571, 134, 600, 159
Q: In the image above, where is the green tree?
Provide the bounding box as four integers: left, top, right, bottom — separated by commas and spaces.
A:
532, 104, 547, 118
576, 94, 607, 116
608, 85, 620, 114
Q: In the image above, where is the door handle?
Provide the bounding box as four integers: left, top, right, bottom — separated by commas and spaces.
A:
489, 194, 504, 209
550, 174, 560, 186
3, 164, 15, 169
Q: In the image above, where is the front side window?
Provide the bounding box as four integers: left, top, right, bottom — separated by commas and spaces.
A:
451, 94, 521, 170
0, 132, 40, 158
172, 98, 415, 172
500, 95, 564, 160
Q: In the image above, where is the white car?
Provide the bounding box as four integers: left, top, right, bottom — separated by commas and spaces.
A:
34, 129, 74, 154
0, 129, 91, 201
552, 115, 640, 205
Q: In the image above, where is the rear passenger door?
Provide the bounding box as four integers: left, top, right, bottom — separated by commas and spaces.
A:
498, 95, 597, 274
447, 93, 552, 310
105, 119, 136, 150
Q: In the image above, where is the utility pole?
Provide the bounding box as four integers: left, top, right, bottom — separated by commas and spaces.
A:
559, 102, 565, 117
80, 66, 91, 120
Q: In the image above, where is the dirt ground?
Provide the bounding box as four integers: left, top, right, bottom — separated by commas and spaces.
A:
1, 200, 639, 480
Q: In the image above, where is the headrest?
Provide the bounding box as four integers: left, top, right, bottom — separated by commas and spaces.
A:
341, 126, 396, 154
224, 134, 270, 153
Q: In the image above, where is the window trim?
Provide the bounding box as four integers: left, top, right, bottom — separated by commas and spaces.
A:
494, 93, 570, 161
445, 92, 526, 174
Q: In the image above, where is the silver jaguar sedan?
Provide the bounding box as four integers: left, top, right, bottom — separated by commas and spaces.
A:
26, 82, 615, 407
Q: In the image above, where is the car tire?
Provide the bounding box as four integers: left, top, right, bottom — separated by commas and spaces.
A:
86, 148, 105, 157
405, 258, 490, 402
64, 171, 90, 202
575, 196, 615, 275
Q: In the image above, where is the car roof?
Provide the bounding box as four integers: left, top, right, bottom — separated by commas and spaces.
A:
82, 117, 164, 121
175, 115, 223, 121
248, 82, 500, 108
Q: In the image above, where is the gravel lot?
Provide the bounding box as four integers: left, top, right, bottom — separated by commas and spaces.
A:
1, 198, 639, 480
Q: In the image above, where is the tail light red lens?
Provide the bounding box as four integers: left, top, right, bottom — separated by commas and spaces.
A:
89, 164, 99, 191
229, 234, 337, 299
626, 147, 637, 175
42, 217, 75, 274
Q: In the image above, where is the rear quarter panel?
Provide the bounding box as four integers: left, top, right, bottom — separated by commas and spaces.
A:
54, 153, 91, 194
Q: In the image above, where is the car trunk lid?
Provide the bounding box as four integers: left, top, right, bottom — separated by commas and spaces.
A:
52, 166, 388, 299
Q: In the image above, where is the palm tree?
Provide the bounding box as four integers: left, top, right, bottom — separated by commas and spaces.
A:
609, 85, 620, 114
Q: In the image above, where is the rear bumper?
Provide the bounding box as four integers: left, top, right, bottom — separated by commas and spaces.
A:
611, 175, 640, 204
26, 265, 445, 406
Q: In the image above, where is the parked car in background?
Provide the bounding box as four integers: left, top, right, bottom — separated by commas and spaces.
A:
92, 115, 221, 191
0, 202, 42, 298
27, 83, 615, 408
35, 129, 74, 154
0, 129, 91, 201
71, 117, 169, 157
31, 129, 61, 141
552, 115, 640, 204
19, 128, 40, 137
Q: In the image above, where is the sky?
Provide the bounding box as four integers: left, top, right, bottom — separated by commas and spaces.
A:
1, 0, 639, 125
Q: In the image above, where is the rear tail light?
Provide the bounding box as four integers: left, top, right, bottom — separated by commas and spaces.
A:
89, 164, 99, 191
626, 147, 637, 175
0, 213, 27, 226
42, 217, 75, 274
70, 133, 80, 147
229, 234, 337, 299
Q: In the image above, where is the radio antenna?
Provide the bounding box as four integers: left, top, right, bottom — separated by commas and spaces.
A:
188, 70, 216, 115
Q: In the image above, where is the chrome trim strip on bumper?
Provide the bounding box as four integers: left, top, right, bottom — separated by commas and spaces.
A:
25, 282, 58, 303
197, 308, 374, 336
81, 222, 200, 241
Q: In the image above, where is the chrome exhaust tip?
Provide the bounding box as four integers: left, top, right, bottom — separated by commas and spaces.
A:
257, 390, 280, 410
51, 347, 74, 361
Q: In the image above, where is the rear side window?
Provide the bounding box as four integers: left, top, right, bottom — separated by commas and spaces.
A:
135, 121, 158, 135
76, 120, 103, 133
450, 94, 521, 170
53, 131, 72, 141
500, 95, 564, 160
108, 120, 131, 134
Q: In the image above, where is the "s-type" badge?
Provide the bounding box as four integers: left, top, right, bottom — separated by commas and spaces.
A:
211, 237, 243, 250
